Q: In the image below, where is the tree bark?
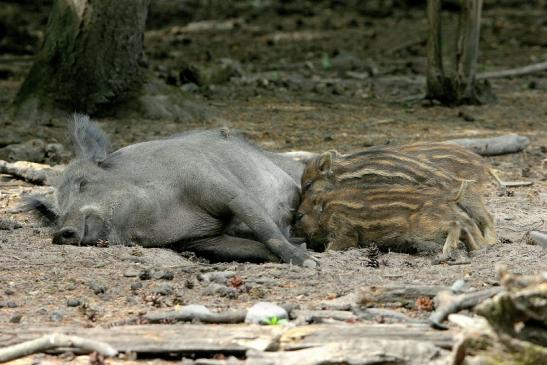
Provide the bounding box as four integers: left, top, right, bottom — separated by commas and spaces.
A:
13, 0, 207, 121
425, 0, 456, 103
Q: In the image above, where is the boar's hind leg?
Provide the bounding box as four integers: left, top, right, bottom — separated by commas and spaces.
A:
227, 194, 317, 267
184, 235, 280, 263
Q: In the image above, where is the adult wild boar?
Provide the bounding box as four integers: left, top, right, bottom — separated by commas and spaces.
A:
29, 115, 317, 267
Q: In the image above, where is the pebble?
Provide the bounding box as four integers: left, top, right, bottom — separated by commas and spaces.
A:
131, 282, 143, 291
0, 300, 17, 308
123, 269, 139, 277
198, 271, 236, 284
37, 307, 48, 315
139, 269, 152, 280
152, 270, 174, 280
50, 311, 64, 322
205, 283, 237, 298
154, 283, 174, 296
9, 314, 22, 323
245, 302, 288, 325
4, 288, 15, 295
88, 280, 107, 295
66, 299, 81, 307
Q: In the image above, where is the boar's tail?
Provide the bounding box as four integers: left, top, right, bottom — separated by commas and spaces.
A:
17, 194, 59, 224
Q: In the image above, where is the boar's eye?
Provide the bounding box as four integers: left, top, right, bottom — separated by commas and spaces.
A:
303, 181, 312, 192
78, 178, 88, 192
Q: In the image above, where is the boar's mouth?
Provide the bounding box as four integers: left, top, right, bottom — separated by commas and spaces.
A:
53, 207, 112, 246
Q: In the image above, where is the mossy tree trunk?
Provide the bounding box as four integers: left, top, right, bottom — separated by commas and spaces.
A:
13, 0, 206, 121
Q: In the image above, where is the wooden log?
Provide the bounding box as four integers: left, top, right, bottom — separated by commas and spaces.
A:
0, 325, 285, 354
279, 323, 455, 350
0, 323, 456, 358
248, 339, 452, 365
358, 285, 448, 308
446, 134, 529, 155
0, 160, 59, 185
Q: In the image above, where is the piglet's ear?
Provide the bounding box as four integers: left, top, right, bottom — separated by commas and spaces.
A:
318, 150, 336, 174
69, 114, 109, 163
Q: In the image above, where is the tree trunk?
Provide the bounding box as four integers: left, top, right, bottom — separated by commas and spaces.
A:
456, 0, 493, 104
425, 0, 456, 104
13, 0, 207, 121
425, 0, 493, 105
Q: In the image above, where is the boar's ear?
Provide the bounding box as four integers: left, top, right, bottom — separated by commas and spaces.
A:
318, 150, 335, 175
69, 114, 109, 163
17, 194, 59, 224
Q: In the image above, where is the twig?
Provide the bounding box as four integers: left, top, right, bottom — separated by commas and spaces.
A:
144, 309, 247, 324
0, 334, 118, 362
501, 181, 533, 188
429, 287, 502, 329
477, 60, 547, 80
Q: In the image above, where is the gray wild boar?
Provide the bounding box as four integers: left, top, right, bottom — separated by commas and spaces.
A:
28, 115, 317, 267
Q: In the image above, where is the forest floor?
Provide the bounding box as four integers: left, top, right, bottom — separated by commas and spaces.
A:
0, 2, 546, 364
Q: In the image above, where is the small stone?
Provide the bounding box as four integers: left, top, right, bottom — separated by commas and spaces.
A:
50, 311, 64, 322
66, 299, 81, 307
184, 280, 195, 289
249, 287, 266, 299
154, 283, 174, 296
0, 301, 17, 308
37, 307, 48, 315
130, 282, 143, 291
152, 270, 174, 280
88, 280, 107, 295
9, 314, 22, 323
123, 269, 139, 277
139, 269, 152, 280
126, 297, 138, 305
205, 283, 237, 298
4, 288, 15, 295
245, 302, 288, 325
198, 271, 235, 284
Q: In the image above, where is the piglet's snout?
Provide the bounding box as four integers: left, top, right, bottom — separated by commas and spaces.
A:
52, 226, 80, 245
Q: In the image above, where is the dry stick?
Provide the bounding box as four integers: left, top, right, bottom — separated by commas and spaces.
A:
429, 287, 502, 329
144, 309, 247, 324
477, 60, 547, 80
0, 334, 118, 363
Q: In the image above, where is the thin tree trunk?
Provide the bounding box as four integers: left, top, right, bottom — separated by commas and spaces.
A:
425, 0, 456, 103
456, 0, 484, 103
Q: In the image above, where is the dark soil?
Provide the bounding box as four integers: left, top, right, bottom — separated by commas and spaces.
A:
0, 1, 546, 363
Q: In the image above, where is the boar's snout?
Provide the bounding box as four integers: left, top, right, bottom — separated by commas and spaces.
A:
52, 227, 80, 245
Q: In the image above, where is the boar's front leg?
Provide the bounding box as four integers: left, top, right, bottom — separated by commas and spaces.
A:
226, 194, 317, 267
184, 235, 281, 263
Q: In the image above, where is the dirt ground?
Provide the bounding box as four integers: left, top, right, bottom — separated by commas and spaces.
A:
0, 1, 546, 363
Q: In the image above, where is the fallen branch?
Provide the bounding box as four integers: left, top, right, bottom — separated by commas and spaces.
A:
0, 334, 117, 362
477, 60, 547, 80
502, 181, 533, 188
358, 285, 447, 309
144, 307, 247, 324
0, 160, 60, 185
446, 134, 529, 156
429, 287, 502, 329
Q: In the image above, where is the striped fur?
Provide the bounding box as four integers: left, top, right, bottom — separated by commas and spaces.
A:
296, 143, 497, 254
